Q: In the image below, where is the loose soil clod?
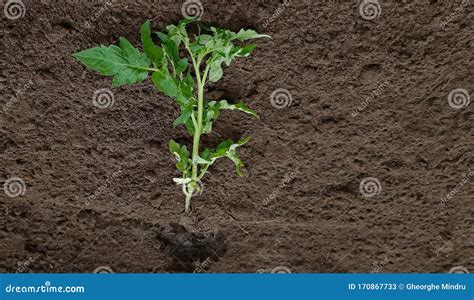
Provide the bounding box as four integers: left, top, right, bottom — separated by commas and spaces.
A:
154, 223, 227, 272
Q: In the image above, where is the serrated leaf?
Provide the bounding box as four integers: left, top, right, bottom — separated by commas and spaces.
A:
175, 58, 188, 74
217, 100, 258, 117
169, 140, 190, 173
182, 74, 195, 91
73, 39, 151, 87
166, 22, 189, 44
169, 140, 182, 160
235, 29, 271, 41
236, 44, 256, 57
202, 100, 258, 134
173, 110, 192, 128
156, 31, 169, 43
152, 67, 179, 98
209, 59, 224, 82
194, 156, 211, 165
175, 74, 195, 107
197, 34, 212, 45
158, 34, 179, 71
208, 137, 251, 176
185, 118, 195, 135
140, 20, 164, 66
173, 103, 193, 128
202, 148, 212, 161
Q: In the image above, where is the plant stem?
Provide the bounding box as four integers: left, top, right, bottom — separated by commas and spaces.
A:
191, 57, 203, 182
184, 45, 211, 213
185, 190, 192, 213
185, 54, 204, 213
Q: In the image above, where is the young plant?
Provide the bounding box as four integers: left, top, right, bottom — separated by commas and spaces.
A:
73, 19, 270, 213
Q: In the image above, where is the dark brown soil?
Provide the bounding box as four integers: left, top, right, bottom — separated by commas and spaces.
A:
1, 0, 472, 273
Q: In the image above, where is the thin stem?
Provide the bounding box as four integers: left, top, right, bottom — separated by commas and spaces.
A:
183, 42, 212, 213
190, 111, 198, 129
185, 189, 192, 213
197, 164, 210, 180
191, 56, 203, 181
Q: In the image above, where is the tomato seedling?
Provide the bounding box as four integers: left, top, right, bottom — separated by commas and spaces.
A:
74, 19, 269, 212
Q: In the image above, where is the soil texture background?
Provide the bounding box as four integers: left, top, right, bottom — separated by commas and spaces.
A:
1, 0, 473, 273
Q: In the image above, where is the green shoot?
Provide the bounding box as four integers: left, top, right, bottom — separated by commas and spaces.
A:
73, 19, 270, 213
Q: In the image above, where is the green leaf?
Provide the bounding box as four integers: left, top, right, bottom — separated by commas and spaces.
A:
175, 58, 188, 74
209, 59, 224, 82
151, 67, 179, 98
197, 34, 212, 45
216, 100, 258, 117
140, 20, 164, 66
211, 137, 250, 176
156, 31, 169, 43
173, 110, 192, 128
173, 103, 193, 128
194, 156, 211, 165
235, 29, 271, 41
169, 140, 190, 173
185, 118, 195, 135
158, 33, 180, 71
73, 38, 151, 87
202, 100, 258, 134
236, 44, 256, 57
182, 74, 195, 92
202, 148, 212, 161
166, 22, 189, 44
175, 74, 195, 107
